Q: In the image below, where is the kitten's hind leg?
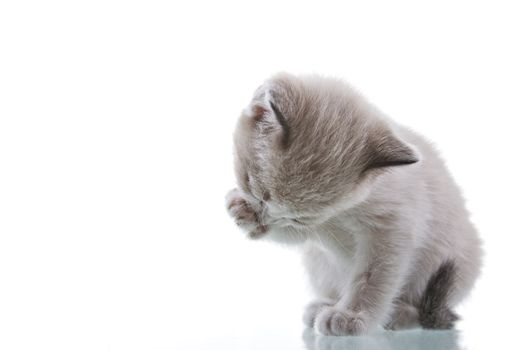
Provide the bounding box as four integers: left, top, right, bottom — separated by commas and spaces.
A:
303, 298, 336, 328
384, 300, 419, 330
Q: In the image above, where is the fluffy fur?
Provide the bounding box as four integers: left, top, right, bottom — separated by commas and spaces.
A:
225, 73, 482, 336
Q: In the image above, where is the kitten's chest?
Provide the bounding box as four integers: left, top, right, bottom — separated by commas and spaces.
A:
314, 215, 367, 256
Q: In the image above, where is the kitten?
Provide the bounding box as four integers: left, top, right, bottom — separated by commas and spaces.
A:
225, 73, 482, 336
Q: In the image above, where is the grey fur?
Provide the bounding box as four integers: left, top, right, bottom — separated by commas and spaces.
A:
418, 260, 459, 329
225, 73, 483, 336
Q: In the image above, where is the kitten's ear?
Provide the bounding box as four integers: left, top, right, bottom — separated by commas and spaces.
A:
245, 86, 291, 148
366, 132, 419, 170
269, 100, 290, 148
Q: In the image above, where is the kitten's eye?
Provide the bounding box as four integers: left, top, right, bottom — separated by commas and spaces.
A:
290, 216, 316, 225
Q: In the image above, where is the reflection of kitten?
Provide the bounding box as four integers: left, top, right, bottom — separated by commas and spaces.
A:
302, 327, 460, 350
226, 73, 482, 336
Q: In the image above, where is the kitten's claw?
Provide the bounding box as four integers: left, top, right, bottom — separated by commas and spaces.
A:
315, 307, 369, 336
248, 224, 268, 239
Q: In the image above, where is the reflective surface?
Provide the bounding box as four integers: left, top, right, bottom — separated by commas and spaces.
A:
176, 327, 466, 350
303, 328, 460, 350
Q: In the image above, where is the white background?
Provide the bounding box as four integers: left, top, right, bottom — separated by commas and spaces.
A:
1, 1, 524, 349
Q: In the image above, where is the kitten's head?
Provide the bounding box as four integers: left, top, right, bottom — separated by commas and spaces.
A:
233, 73, 418, 229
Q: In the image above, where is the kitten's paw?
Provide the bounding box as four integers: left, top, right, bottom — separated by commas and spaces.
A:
225, 189, 267, 238
385, 302, 419, 330
303, 299, 336, 328
315, 307, 370, 336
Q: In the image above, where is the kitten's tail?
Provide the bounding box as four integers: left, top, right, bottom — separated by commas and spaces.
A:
418, 260, 459, 329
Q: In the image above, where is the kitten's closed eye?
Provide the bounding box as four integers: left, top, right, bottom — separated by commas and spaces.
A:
290, 215, 318, 226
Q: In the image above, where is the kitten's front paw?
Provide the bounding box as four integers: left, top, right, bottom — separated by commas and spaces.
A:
225, 189, 267, 238
303, 299, 336, 328
315, 307, 370, 336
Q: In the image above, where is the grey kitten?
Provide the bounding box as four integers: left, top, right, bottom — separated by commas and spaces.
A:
225, 73, 482, 336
